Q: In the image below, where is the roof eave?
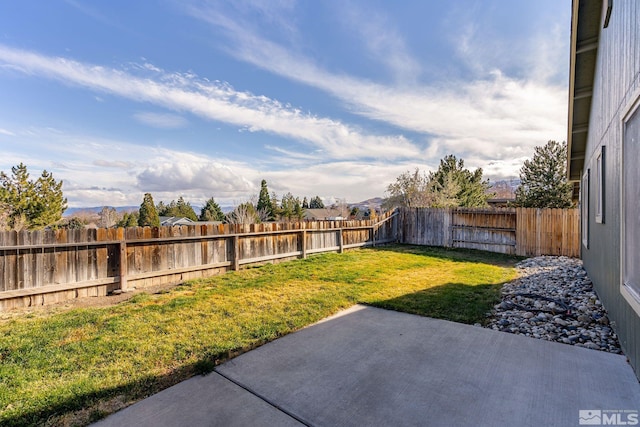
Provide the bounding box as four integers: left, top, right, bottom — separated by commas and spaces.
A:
567, 0, 603, 183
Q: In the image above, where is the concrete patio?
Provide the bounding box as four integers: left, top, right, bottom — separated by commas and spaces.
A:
93, 305, 640, 427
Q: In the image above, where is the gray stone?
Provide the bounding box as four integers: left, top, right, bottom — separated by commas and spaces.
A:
554, 318, 568, 327
485, 255, 621, 354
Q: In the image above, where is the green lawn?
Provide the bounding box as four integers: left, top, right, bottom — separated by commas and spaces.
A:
0, 245, 518, 426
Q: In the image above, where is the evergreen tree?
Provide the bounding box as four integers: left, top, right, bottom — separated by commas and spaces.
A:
270, 191, 280, 220
256, 179, 273, 218
384, 155, 491, 209
138, 193, 160, 227
157, 197, 197, 220
0, 163, 67, 230
64, 217, 86, 229
117, 211, 139, 227
280, 192, 296, 221
302, 197, 309, 209
428, 155, 491, 208
175, 196, 198, 221
199, 197, 225, 221
156, 201, 167, 215
293, 197, 304, 221
514, 140, 574, 208
430, 170, 462, 208
309, 196, 325, 209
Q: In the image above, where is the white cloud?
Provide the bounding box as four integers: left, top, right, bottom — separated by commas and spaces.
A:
136, 158, 254, 194
186, 3, 568, 177
133, 111, 189, 129
0, 44, 418, 162
0, 127, 15, 136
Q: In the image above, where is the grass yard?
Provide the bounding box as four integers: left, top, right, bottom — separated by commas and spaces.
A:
0, 245, 518, 426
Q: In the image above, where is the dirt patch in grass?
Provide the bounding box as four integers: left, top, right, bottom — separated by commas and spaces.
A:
0, 282, 180, 321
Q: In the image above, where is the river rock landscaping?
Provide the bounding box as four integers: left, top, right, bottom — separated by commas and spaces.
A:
485, 255, 622, 354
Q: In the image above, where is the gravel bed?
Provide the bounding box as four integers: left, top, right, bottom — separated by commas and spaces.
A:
485, 256, 621, 354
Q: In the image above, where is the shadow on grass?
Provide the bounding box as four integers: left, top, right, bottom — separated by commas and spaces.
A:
368, 282, 504, 325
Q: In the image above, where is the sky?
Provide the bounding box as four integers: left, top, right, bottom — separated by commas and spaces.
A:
0, 0, 571, 209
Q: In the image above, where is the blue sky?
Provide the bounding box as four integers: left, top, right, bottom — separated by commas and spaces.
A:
0, 0, 570, 208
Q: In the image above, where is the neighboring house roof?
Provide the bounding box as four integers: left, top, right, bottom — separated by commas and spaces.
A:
303, 208, 347, 220
567, 0, 607, 183
159, 216, 195, 226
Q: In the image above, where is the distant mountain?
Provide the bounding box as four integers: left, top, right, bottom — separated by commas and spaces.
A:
64, 204, 236, 218
348, 197, 384, 212
488, 179, 520, 199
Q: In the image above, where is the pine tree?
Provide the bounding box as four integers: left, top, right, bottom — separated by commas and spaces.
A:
156, 201, 167, 215
514, 140, 574, 208
309, 196, 325, 209
280, 192, 296, 221
257, 180, 274, 220
270, 192, 280, 220
138, 193, 160, 227
157, 197, 197, 220
0, 163, 67, 230
293, 197, 304, 221
302, 197, 309, 209
199, 197, 225, 221
30, 170, 68, 229
117, 211, 139, 227
428, 155, 490, 208
175, 196, 198, 221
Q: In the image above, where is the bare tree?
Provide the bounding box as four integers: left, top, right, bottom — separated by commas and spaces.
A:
335, 198, 349, 219
98, 206, 118, 228
226, 202, 266, 224
383, 168, 434, 209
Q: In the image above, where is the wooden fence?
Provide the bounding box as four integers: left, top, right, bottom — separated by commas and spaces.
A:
0, 212, 397, 310
0, 208, 581, 311
399, 207, 580, 257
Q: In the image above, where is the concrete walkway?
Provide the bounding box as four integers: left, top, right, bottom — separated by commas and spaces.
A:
93, 305, 640, 427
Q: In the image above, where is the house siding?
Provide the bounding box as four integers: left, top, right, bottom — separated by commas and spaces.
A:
580, 0, 640, 378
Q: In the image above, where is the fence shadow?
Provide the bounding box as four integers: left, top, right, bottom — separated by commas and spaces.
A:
367, 281, 507, 325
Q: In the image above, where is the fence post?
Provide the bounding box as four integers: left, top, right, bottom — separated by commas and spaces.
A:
338, 229, 344, 253
371, 224, 376, 247
301, 230, 307, 259
119, 239, 127, 292
233, 235, 240, 270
